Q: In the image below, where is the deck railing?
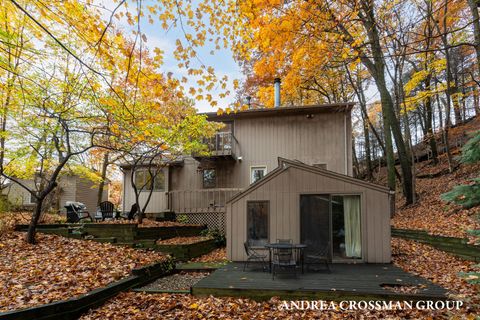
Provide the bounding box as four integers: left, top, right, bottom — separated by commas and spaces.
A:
204, 132, 235, 156
168, 188, 242, 213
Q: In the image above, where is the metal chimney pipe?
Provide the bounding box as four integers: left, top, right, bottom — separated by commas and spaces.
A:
246, 96, 252, 109
274, 78, 281, 107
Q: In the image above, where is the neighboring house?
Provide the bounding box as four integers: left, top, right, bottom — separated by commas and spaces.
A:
120, 96, 393, 263
3, 175, 109, 213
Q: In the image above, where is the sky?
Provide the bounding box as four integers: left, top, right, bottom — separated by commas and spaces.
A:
98, 0, 244, 113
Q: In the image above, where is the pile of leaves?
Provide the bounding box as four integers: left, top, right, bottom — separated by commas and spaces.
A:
190, 247, 227, 263
80, 291, 473, 319
80, 238, 479, 319
98, 219, 201, 228
391, 238, 478, 295
156, 236, 211, 245
0, 232, 167, 312
391, 156, 480, 239
0, 212, 65, 236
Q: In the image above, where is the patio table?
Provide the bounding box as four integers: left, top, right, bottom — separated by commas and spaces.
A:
264, 243, 307, 274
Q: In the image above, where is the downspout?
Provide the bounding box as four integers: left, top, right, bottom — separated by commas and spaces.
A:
344, 113, 348, 175
120, 167, 126, 213
167, 166, 171, 212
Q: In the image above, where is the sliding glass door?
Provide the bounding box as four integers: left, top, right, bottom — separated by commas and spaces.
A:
301, 194, 362, 261
300, 195, 331, 257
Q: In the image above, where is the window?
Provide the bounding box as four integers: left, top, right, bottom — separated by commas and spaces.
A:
250, 166, 267, 184
247, 201, 269, 246
29, 192, 37, 204
134, 168, 165, 191
202, 169, 216, 188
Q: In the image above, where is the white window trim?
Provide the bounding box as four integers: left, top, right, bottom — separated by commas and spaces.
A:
250, 165, 267, 184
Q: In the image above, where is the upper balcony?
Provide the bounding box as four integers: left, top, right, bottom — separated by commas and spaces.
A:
194, 131, 237, 161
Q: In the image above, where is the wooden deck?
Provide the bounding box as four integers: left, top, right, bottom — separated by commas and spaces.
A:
192, 263, 448, 301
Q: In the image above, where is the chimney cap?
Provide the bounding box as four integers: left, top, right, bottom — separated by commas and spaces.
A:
274, 77, 281, 83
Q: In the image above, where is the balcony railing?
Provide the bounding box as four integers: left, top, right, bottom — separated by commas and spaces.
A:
200, 132, 236, 158
168, 188, 242, 213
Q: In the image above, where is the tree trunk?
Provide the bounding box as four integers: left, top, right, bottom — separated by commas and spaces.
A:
467, 0, 480, 75
362, 117, 373, 180
352, 136, 360, 178
97, 152, 109, 206
358, 0, 414, 203
383, 113, 397, 192
440, 0, 455, 172
474, 89, 480, 116
425, 74, 439, 164
452, 75, 463, 125
26, 199, 43, 244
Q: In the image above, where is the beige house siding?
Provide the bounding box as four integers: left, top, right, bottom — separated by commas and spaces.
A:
226, 165, 391, 263
4, 179, 35, 207
72, 177, 108, 212
3, 175, 108, 212
57, 176, 77, 209
170, 111, 352, 193
231, 112, 352, 183
122, 167, 169, 213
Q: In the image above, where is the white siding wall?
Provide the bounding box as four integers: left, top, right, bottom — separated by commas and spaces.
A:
122, 168, 169, 213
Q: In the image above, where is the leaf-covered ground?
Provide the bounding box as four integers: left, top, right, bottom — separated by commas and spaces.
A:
190, 247, 227, 263
0, 232, 168, 312
156, 236, 212, 245
0, 212, 65, 235
80, 239, 479, 319
391, 156, 480, 239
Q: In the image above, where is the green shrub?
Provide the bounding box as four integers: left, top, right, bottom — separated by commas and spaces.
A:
200, 228, 226, 247
176, 214, 188, 224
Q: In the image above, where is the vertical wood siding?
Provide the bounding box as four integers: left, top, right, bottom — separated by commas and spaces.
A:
226, 167, 391, 263
73, 177, 108, 212
125, 111, 353, 214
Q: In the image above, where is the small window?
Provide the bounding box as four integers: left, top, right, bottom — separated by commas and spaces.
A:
134, 168, 165, 191
250, 166, 267, 184
247, 201, 269, 246
29, 192, 37, 204
202, 169, 216, 188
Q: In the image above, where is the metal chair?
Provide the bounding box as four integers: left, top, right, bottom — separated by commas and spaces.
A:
243, 241, 267, 271
272, 246, 297, 280
305, 243, 331, 273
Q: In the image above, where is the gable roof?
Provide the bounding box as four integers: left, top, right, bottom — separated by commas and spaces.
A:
202, 103, 354, 122
227, 157, 391, 204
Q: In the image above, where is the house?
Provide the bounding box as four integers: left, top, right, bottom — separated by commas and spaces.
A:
3, 175, 109, 213
120, 82, 392, 263
120, 102, 355, 221
226, 158, 392, 263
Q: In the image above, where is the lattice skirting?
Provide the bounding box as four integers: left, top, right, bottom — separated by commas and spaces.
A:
176, 211, 226, 234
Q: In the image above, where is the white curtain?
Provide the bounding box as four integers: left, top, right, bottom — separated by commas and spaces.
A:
343, 196, 361, 258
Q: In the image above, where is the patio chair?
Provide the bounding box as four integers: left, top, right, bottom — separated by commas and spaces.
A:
272, 246, 297, 280
118, 203, 139, 220
97, 201, 115, 221
243, 241, 267, 271
305, 243, 331, 273
276, 239, 293, 244
65, 202, 92, 223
